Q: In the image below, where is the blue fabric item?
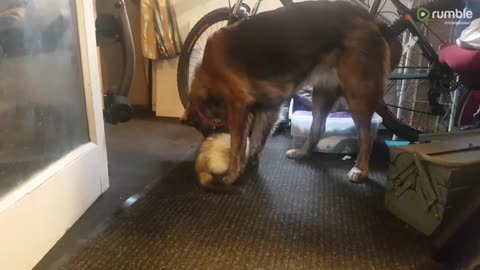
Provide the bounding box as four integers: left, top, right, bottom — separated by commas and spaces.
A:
454, 0, 480, 39
385, 141, 411, 147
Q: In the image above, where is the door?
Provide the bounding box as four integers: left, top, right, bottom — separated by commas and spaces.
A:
0, 0, 108, 269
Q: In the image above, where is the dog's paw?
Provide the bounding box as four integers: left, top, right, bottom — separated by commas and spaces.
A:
286, 148, 308, 159
347, 166, 367, 183
222, 172, 240, 185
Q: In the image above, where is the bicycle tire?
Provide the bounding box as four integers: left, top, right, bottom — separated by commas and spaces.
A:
379, 78, 472, 141
377, 0, 465, 141
376, 102, 422, 141
177, 8, 231, 109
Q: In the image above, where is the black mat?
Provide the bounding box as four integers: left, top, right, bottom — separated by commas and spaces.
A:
60, 134, 436, 270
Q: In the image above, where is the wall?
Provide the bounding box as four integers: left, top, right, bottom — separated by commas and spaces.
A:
154, 0, 282, 118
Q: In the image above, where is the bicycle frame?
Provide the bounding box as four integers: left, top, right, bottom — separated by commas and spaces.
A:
231, 0, 262, 16
230, 0, 293, 16
369, 0, 383, 14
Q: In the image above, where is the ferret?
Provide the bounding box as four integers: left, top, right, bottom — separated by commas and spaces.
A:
195, 133, 249, 193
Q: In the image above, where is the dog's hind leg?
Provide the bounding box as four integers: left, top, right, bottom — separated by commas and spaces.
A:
345, 98, 376, 182
248, 108, 280, 166
341, 76, 384, 182
286, 88, 339, 159
338, 23, 390, 182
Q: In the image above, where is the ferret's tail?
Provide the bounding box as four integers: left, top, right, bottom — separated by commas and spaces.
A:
198, 172, 242, 194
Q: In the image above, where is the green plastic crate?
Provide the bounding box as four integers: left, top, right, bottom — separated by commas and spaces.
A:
385, 141, 480, 236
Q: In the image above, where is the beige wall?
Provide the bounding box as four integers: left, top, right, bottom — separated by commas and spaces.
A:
154, 0, 282, 118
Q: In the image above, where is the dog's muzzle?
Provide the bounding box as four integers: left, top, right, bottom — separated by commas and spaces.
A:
193, 106, 226, 131
181, 106, 227, 137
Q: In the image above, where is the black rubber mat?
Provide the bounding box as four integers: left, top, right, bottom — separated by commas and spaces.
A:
60, 134, 436, 270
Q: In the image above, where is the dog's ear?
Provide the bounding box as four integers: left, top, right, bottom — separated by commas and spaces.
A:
181, 67, 206, 125
190, 66, 209, 102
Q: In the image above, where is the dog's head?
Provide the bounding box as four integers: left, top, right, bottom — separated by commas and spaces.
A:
180, 66, 229, 137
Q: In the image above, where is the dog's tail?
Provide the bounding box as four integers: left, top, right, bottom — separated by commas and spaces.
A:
377, 22, 403, 73
270, 101, 290, 136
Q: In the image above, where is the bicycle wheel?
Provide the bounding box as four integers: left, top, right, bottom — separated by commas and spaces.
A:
348, 0, 469, 141
376, 19, 471, 140
378, 47, 463, 142
177, 8, 232, 108
379, 55, 470, 141
378, 75, 451, 141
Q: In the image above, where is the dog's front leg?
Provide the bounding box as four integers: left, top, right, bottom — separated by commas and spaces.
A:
287, 89, 338, 159
223, 104, 249, 185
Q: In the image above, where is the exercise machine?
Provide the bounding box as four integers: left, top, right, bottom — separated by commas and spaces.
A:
96, 0, 135, 124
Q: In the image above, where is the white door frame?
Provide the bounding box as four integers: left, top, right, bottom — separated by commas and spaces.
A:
0, 1, 109, 269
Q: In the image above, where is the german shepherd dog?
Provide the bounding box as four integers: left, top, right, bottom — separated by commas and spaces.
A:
182, 1, 402, 184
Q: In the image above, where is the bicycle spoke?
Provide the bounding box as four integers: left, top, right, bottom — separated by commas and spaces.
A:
378, 11, 399, 17
184, 19, 230, 95
385, 81, 396, 94
386, 104, 434, 115
377, 0, 461, 137
190, 52, 203, 60
422, 22, 448, 45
